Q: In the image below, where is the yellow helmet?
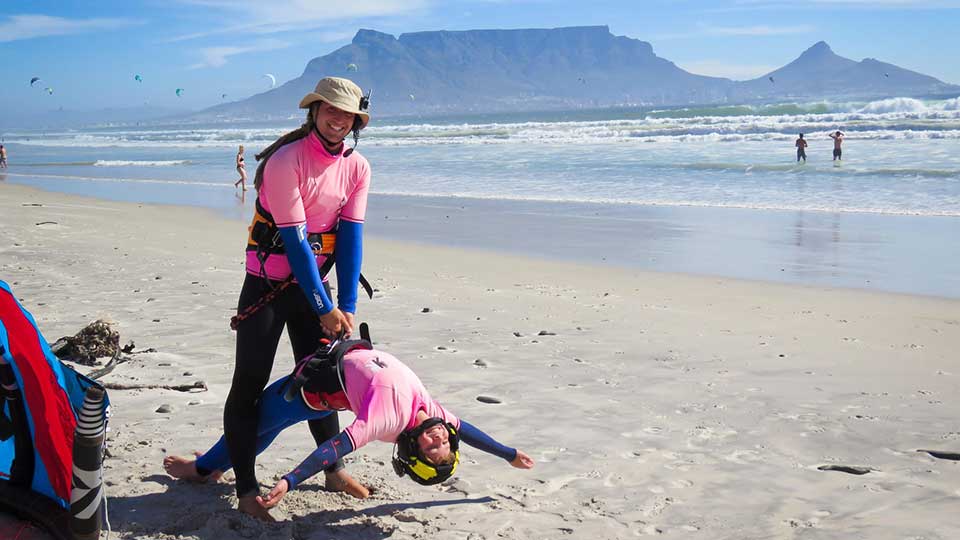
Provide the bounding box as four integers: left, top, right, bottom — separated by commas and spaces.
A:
392, 418, 460, 486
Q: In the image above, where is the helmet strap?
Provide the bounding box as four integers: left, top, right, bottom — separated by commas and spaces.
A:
312, 123, 346, 155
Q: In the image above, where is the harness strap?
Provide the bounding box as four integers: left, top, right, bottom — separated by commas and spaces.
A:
281, 339, 373, 404
229, 276, 295, 331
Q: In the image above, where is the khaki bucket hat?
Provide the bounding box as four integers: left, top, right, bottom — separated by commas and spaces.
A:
299, 77, 370, 129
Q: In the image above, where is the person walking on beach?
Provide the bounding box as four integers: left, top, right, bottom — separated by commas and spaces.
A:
795, 134, 807, 162
222, 77, 373, 520
0, 145, 7, 169
829, 131, 844, 161
233, 144, 247, 190
164, 337, 535, 521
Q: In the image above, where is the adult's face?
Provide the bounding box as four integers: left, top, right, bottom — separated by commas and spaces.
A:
313, 102, 356, 144
417, 422, 451, 464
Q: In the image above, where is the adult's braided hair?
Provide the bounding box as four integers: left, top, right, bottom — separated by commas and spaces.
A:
253, 107, 315, 191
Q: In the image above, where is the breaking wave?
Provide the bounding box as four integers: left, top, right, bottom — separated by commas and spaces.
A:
93, 160, 190, 166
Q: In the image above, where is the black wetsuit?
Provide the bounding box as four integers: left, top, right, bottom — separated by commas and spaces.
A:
223, 273, 341, 498
797, 148, 806, 162
833, 148, 842, 159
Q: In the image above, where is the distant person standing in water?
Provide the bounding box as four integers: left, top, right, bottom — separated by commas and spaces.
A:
829, 131, 844, 161
795, 134, 807, 162
234, 145, 247, 190
0, 145, 7, 168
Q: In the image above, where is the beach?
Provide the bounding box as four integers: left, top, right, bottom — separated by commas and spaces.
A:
2, 182, 958, 539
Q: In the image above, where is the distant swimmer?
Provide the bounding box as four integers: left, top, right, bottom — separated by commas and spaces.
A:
0, 145, 7, 168
795, 133, 807, 162
233, 144, 247, 190
829, 130, 844, 161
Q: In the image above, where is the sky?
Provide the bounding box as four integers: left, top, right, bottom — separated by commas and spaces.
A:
2, 0, 959, 117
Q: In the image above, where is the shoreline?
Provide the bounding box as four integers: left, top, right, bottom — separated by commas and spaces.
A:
3, 176, 958, 299
2, 182, 959, 539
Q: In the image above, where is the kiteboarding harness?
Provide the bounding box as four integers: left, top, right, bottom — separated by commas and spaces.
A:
230, 199, 372, 330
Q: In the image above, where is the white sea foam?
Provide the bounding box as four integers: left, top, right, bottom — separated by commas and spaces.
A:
93, 160, 190, 167
7, 96, 960, 149
856, 96, 960, 114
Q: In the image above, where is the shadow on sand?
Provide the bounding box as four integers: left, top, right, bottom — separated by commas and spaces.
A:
106, 474, 495, 539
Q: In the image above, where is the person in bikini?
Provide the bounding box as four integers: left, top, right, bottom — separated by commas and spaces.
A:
164, 338, 534, 521
234, 144, 247, 190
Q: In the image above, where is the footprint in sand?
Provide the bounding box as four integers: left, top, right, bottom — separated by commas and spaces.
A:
723, 449, 761, 464
783, 509, 832, 529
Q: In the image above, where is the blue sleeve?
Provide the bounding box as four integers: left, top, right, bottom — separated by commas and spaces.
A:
335, 220, 363, 313
459, 420, 517, 462
283, 431, 354, 490
278, 225, 334, 315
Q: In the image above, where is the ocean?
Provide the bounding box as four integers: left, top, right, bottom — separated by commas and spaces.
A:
2, 96, 959, 297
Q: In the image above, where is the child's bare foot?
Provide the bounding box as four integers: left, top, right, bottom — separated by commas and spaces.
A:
325, 469, 370, 499
239, 495, 276, 522
163, 452, 223, 483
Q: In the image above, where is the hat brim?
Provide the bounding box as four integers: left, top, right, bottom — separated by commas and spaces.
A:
299, 93, 370, 130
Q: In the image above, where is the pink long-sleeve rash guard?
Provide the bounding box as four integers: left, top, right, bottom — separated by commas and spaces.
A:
246, 131, 370, 281
339, 348, 460, 451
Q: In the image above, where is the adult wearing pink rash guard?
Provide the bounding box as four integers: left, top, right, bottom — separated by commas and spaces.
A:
223, 77, 372, 521
163, 343, 535, 520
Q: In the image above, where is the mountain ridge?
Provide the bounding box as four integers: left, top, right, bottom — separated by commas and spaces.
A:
191, 26, 958, 121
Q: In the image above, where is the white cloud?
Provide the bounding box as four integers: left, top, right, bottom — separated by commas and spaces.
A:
170, 0, 429, 41
190, 39, 292, 69
677, 60, 777, 80
0, 14, 141, 43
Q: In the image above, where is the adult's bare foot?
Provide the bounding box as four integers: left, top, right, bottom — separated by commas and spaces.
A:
325, 469, 370, 499
162, 452, 223, 483
238, 495, 276, 522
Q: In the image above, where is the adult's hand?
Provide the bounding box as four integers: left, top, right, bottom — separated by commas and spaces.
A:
511, 450, 535, 469
319, 308, 349, 337
342, 311, 355, 338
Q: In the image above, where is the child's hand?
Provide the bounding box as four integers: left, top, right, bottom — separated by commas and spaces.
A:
511, 450, 535, 469
257, 478, 289, 509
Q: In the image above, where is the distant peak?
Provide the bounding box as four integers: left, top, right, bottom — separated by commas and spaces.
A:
801, 41, 833, 56
352, 29, 396, 45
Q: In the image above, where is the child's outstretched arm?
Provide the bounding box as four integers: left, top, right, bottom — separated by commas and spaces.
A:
459, 420, 534, 469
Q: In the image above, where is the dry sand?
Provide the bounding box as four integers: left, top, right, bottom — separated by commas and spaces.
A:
1, 183, 958, 539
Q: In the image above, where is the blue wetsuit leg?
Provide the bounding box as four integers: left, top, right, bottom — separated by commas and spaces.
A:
197, 376, 332, 473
